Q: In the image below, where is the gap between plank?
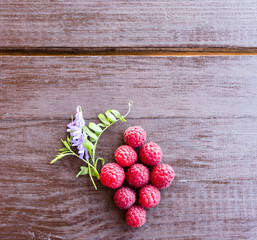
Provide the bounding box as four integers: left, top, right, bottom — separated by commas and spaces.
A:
1, 47, 257, 56
1, 116, 256, 123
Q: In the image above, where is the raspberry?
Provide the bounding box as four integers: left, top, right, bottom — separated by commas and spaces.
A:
124, 126, 147, 148
150, 164, 175, 189
126, 206, 146, 228
114, 145, 137, 167
139, 185, 161, 209
114, 187, 136, 210
126, 163, 149, 188
100, 163, 125, 189
139, 142, 163, 166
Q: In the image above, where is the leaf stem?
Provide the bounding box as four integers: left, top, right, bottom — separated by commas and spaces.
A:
88, 167, 97, 190
92, 101, 133, 163
92, 121, 115, 162
72, 151, 96, 170
66, 148, 99, 189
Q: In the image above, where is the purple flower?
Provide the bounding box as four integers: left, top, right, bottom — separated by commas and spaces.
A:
67, 106, 89, 160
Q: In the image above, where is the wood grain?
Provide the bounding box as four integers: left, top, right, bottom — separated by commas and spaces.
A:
0, 118, 256, 240
1, 55, 257, 239
1, 1, 257, 239
1, 1, 257, 48
1, 56, 257, 120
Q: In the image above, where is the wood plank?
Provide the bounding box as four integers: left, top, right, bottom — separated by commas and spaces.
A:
1, 1, 257, 48
1, 56, 257, 120
0, 118, 256, 239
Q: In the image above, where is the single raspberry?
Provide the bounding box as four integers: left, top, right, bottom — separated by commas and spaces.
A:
114, 145, 137, 167
100, 163, 125, 189
139, 142, 163, 166
124, 126, 147, 148
150, 164, 175, 189
139, 184, 161, 209
126, 206, 146, 228
126, 163, 149, 188
114, 187, 136, 210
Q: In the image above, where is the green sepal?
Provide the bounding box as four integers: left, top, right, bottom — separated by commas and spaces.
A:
76, 166, 89, 178
98, 114, 110, 126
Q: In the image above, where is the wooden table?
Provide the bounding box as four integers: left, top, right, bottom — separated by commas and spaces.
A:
1, 1, 257, 239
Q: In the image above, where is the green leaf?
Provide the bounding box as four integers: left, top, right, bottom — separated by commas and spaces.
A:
111, 110, 121, 119
97, 123, 106, 128
89, 122, 102, 134
105, 111, 116, 122
50, 151, 73, 164
96, 157, 105, 166
98, 114, 110, 126
58, 148, 67, 152
120, 116, 126, 122
83, 126, 98, 141
83, 138, 94, 157
90, 137, 96, 143
61, 139, 71, 150
50, 154, 63, 164
67, 135, 71, 146
76, 166, 88, 178
50, 157, 59, 164
90, 167, 100, 179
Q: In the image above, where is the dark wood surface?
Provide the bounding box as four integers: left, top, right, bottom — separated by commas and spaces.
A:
1, 56, 257, 239
1, 118, 257, 240
1, 1, 257, 239
1, 56, 257, 120
1, 1, 257, 48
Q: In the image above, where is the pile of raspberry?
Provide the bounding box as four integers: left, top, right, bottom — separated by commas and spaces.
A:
100, 126, 175, 228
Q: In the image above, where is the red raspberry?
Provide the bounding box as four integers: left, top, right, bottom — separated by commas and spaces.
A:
126, 206, 146, 228
100, 163, 125, 189
114, 145, 137, 167
139, 142, 163, 166
139, 185, 161, 209
124, 126, 146, 148
150, 164, 175, 189
114, 187, 136, 210
126, 163, 149, 188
